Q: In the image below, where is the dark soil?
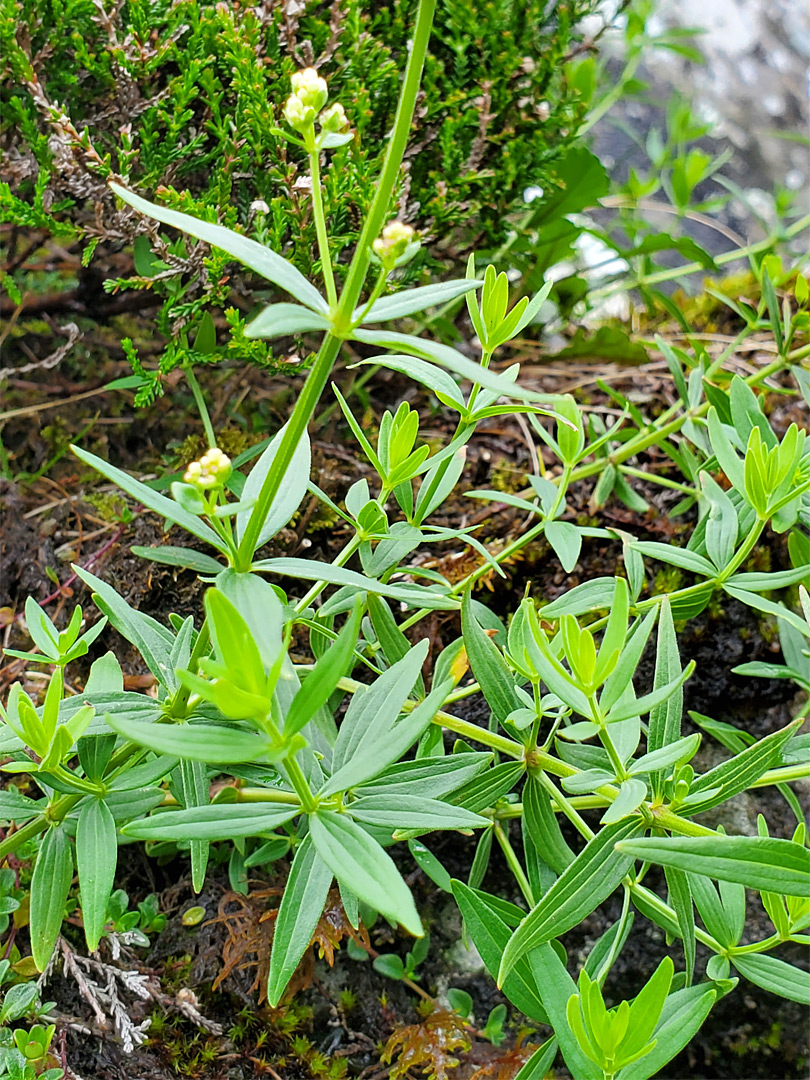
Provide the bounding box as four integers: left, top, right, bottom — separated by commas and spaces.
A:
1, 351, 808, 1080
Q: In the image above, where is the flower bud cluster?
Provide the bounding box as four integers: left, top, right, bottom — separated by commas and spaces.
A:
283, 67, 346, 135
372, 221, 417, 267
183, 447, 232, 490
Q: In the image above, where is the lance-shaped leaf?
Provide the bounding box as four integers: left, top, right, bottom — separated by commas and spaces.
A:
351, 354, 466, 409
252, 558, 459, 610
349, 794, 486, 831
731, 952, 810, 1005
522, 775, 574, 875
353, 328, 554, 405
451, 881, 549, 1024
309, 810, 421, 935
175, 759, 210, 893
498, 819, 643, 985
617, 835, 810, 897
71, 446, 226, 552
616, 984, 719, 1080
267, 835, 333, 1006
30, 824, 74, 971
130, 546, 224, 574
285, 602, 363, 737
461, 590, 521, 723
245, 302, 331, 338
528, 944, 595, 1080
236, 422, 311, 552
122, 804, 298, 841
73, 567, 176, 687
76, 799, 117, 952
685, 719, 802, 815
104, 714, 273, 764
358, 278, 482, 323
110, 182, 328, 313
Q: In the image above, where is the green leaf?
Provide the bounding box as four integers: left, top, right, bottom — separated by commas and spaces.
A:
352, 354, 466, 409
630, 542, 715, 578
522, 775, 574, 874
701, 473, 738, 570
664, 866, 695, 984
545, 521, 582, 573
236, 422, 311, 552
70, 446, 225, 551
450, 881, 549, 1024
104, 715, 272, 764
30, 824, 73, 971
601, 779, 647, 825
130, 546, 224, 574
606, 660, 694, 723
616, 984, 718, 1080
686, 719, 802, 814
267, 835, 333, 1006
629, 733, 701, 776
110, 182, 328, 312
72, 567, 176, 687
0, 789, 41, 822
723, 586, 810, 637
309, 810, 421, 935
175, 759, 210, 893
361, 279, 482, 323
353, 329, 552, 405
357, 753, 491, 800
725, 566, 810, 592
245, 302, 331, 338
528, 943, 595, 1080
252, 558, 458, 610
286, 603, 362, 737
540, 578, 617, 617
325, 671, 446, 796
122, 804, 298, 841
407, 840, 452, 892
451, 761, 524, 813
498, 819, 643, 985
513, 1039, 558, 1080
76, 799, 117, 952
368, 594, 423, 694
461, 590, 521, 723
617, 836, 810, 897
350, 794, 485, 831
731, 952, 810, 1004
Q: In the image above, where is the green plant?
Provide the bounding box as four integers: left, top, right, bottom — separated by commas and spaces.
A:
0, 4, 809, 1079
0, 972, 61, 1080
0, 0, 603, 401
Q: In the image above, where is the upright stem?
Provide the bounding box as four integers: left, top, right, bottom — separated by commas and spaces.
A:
185, 366, 216, 449
308, 143, 338, 309
235, 0, 437, 570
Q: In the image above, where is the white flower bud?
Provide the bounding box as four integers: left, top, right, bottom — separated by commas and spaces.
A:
290, 67, 328, 112
320, 102, 349, 134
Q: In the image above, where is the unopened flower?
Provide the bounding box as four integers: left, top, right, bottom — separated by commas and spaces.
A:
283, 93, 315, 132
184, 447, 232, 490
373, 220, 416, 264
320, 102, 349, 134
290, 67, 328, 112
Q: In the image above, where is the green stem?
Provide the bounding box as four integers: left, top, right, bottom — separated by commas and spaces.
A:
293, 533, 363, 615
493, 821, 534, 906
236, 0, 437, 570
282, 752, 318, 813
332, 0, 437, 334
730, 934, 781, 957
184, 366, 216, 449
168, 622, 211, 718
307, 139, 338, 310
716, 519, 765, 582
587, 214, 810, 303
